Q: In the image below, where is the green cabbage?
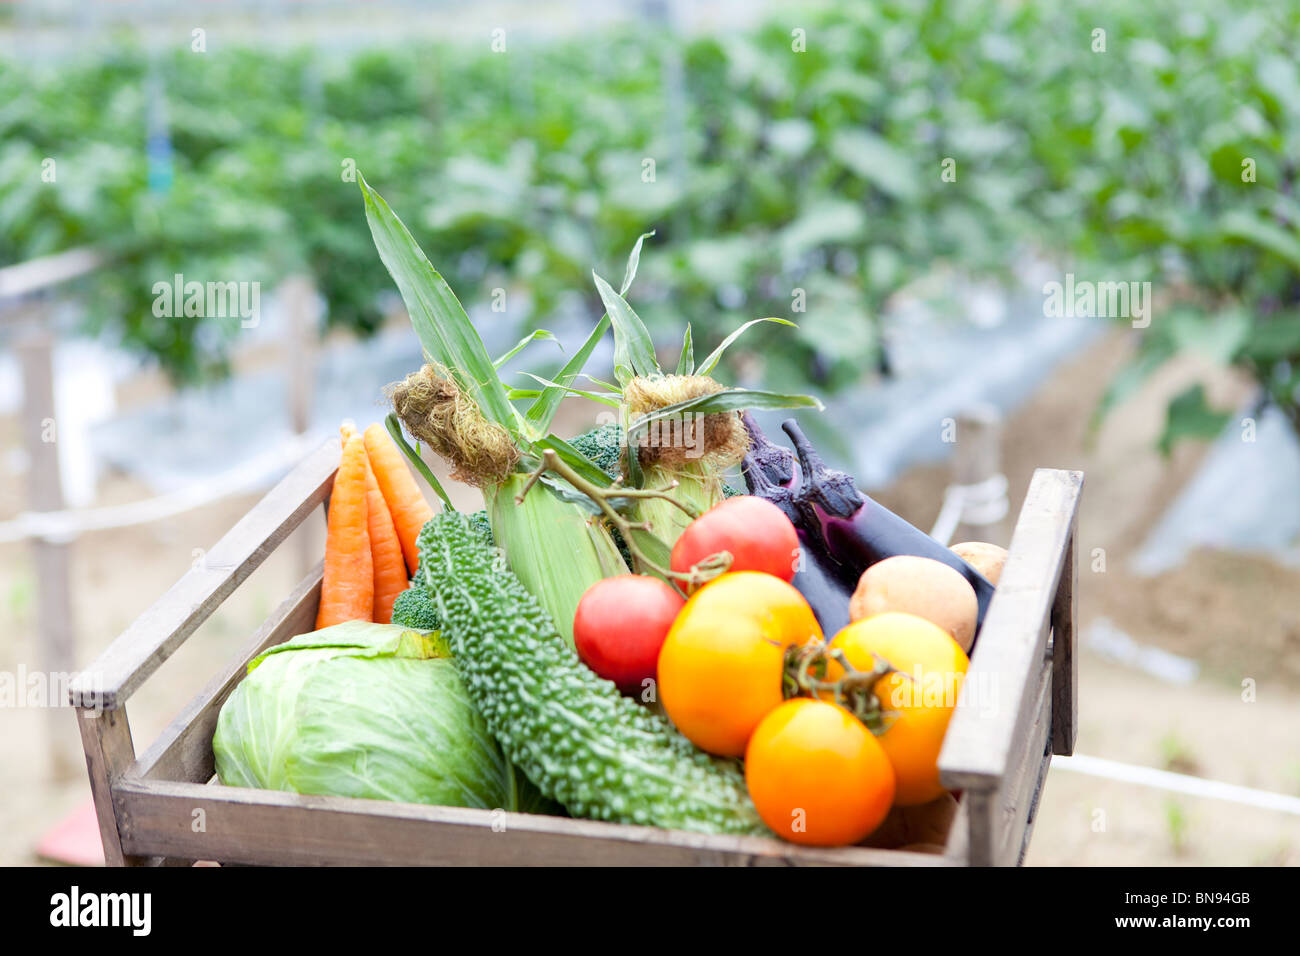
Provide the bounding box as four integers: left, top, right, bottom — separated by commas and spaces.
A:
213, 621, 532, 811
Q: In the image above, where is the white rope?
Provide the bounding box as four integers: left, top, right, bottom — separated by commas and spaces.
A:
0, 432, 326, 544
1052, 753, 1300, 816
930, 472, 1009, 545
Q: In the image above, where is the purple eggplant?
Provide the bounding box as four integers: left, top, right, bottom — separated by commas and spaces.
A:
781, 419, 995, 640
741, 418, 854, 636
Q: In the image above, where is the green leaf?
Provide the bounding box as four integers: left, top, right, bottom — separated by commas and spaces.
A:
1158, 384, 1231, 457
593, 271, 661, 387
385, 413, 455, 512
1169, 308, 1250, 366
625, 388, 824, 443
525, 233, 652, 435
494, 329, 561, 369
695, 318, 796, 377
582, 374, 623, 392
359, 175, 518, 435
1219, 210, 1300, 270
1239, 311, 1300, 361
1090, 337, 1176, 434
518, 372, 623, 407
675, 323, 694, 376
829, 130, 920, 200
533, 434, 615, 488
621, 231, 655, 295
524, 315, 610, 435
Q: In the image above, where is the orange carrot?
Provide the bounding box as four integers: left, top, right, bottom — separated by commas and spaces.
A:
316, 434, 374, 628
340, 423, 407, 623
363, 422, 434, 576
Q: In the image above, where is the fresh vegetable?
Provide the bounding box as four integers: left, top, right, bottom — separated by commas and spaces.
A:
567, 422, 625, 480
849, 555, 979, 653
570, 421, 746, 498
583, 273, 821, 547
342, 423, 409, 625
782, 419, 996, 642
826, 612, 970, 806
214, 621, 546, 812
316, 434, 374, 628
658, 571, 821, 756
362, 422, 434, 576
414, 509, 767, 834
741, 431, 854, 635
670, 496, 800, 586
364, 178, 632, 645
951, 541, 1008, 587
745, 698, 895, 847
390, 587, 441, 631
573, 575, 684, 693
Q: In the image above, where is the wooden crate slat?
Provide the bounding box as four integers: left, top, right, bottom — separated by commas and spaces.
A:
937, 468, 1083, 790
1051, 509, 1080, 755
76, 706, 141, 867
114, 779, 954, 867
993, 657, 1053, 866
69, 438, 338, 710
133, 564, 324, 783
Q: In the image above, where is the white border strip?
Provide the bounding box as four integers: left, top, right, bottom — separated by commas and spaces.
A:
1054, 753, 1300, 816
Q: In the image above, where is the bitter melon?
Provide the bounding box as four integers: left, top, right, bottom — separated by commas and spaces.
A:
415, 510, 767, 835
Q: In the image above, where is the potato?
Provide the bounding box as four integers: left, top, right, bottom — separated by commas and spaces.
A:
849, 555, 978, 651
950, 541, 1008, 586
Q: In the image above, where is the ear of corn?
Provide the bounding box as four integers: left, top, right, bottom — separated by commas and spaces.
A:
361, 176, 639, 638
485, 473, 627, 647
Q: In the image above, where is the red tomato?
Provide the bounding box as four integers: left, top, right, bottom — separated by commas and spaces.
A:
573, 575, 685, 693
671, 496, 799, 587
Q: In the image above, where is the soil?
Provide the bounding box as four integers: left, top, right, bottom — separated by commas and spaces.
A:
2, 327, 1298, 866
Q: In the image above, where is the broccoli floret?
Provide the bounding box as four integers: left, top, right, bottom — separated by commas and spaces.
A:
391, 586, 441, 631
399, 510, 495, 630
568, 422, 742, 497
466, 508, 494, 546
568, 422, 625, 480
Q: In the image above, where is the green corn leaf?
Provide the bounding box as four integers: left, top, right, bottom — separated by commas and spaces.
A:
626, 388, 824, 443
695, 318, 796, 377
526, 233, 655, 436
385, 413, 455, 512
359, 175, 518, 436
524, 315, 610, 435
582, 374, 623, 392
494, 329, 561, 369
621, 231, 655, 295
534, 434, 615, 488
594, 271, 661, 386
676, 323, 694, 375
518, 372, 623, 407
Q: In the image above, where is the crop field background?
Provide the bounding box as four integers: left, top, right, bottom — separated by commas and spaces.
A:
2, 0, 1300, 866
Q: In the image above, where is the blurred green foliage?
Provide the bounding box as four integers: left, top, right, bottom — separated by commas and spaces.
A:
2, 0, 1299, 448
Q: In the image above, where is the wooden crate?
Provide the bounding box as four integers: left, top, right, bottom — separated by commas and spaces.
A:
70, 440, 1082, 867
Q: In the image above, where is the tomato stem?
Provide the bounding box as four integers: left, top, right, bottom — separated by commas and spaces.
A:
783, 642, 896, 734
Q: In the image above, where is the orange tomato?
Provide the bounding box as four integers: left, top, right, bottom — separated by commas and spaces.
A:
826, 612, 970, 805
657, 571, 821, 756
745, 699, 895, 846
